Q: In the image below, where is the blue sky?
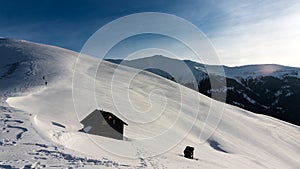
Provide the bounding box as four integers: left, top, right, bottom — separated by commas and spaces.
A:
1, 0, 300, 67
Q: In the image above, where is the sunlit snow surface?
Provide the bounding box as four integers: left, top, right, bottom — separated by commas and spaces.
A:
1, 39, 300, 168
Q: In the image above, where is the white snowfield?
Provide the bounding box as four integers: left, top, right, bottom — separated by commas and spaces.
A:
1, 38, 300, 168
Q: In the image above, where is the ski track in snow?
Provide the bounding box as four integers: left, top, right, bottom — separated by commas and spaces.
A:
131, 142, 167, 169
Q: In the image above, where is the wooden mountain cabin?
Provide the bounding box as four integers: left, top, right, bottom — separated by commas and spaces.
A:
79, 109, 128, 140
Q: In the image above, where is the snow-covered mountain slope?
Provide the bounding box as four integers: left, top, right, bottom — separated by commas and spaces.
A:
0, 38, 76, 96
107, 56, 300, 126
1, 39, 300, 168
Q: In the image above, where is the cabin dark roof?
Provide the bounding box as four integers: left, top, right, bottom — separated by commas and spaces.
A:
81, 109, 128, 126
100, 110, 128, 126
79, 109, 128, 140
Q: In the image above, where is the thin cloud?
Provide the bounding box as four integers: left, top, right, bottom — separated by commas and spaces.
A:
209, 1, 300, 67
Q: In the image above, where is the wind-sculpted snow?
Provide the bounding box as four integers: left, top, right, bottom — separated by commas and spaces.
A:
0, 39, 300, 168
109, 55, 300, 126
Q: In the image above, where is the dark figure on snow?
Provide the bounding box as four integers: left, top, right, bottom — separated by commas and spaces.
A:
184, 146, 194, 159
45, 81, 48, 86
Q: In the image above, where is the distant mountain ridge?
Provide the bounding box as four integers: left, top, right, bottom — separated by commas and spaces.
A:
107, 56, 300, 125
